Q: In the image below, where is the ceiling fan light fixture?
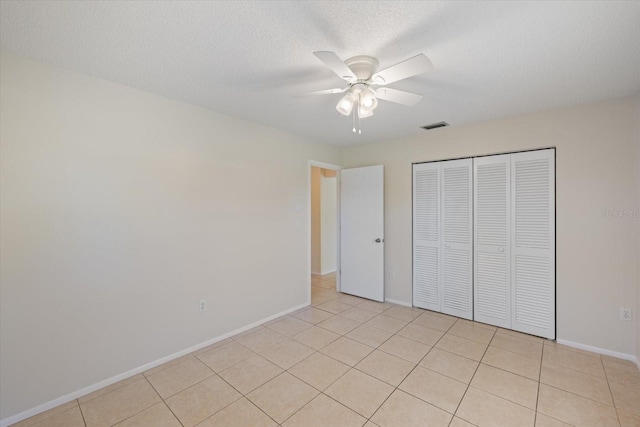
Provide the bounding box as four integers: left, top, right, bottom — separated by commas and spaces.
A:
336, 91, 356, 116
358, 104, 374, 118
359, 88, 378, 110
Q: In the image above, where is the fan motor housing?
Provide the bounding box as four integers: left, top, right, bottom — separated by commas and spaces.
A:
345, 55, 379, 80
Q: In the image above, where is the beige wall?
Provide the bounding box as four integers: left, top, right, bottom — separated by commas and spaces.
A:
0, 52, 340, 420
342, 96, 639, 356
310, 166, 322, 274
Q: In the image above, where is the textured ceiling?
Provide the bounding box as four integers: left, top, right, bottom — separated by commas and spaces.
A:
1, 1, 639, 145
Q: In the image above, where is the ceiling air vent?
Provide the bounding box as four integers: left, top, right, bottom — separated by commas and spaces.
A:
421, 121, 449, 130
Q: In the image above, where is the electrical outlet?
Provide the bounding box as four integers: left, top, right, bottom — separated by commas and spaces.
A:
199, 299, 207, 312
620, 308, 632, 322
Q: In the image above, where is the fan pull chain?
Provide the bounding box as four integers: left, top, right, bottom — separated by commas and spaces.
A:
352, 94, 362, 134
352, 106, 356, 133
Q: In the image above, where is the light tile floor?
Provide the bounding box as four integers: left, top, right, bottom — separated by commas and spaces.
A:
13, 273, 640, 426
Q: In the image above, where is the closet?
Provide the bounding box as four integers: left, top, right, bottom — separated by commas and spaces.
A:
413, 149, 555, 339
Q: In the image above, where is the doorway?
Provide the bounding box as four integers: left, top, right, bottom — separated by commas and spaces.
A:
311, 166, 337, 290
307, 161, 385, 305
309, 161, 340, 304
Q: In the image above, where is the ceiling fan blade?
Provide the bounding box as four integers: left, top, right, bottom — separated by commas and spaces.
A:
313, 51, 357, 82
371, 54, 432, 85
291, 87, 348, 98
374, 87, 423, 106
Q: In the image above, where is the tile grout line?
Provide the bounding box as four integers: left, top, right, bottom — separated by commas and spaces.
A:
144, 351, 267, 426
363, 313, 461, 425
79, 376, 165, 427
77, 399, 88, 427
600, 355, 633, 424
534, 354, 604, 427
481, 345, 545, 382
320, 391, 377, 424
275, 303, 370, 427
191, 362, 266, 426
254, 362, 324, 424
543, 344, 612, 379
160, 400, 186, 427
315, 282, 496, 426
540, 383, 623, 412
540, 344, 626, 408
600, 355, 622, 425
533, 336, 545, 427
241, 394, 282, 427
449, 320, 497, 426
312, 292, 407, 426
78, 374, 148, 405
451, 333, 619, 420
94, 377, 160, 426
142, 374, 187, 427
274, 303, 383, 420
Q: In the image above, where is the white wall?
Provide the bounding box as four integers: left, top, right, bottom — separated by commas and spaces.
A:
636, 92, 640, 362
2, 50, 639, 422
0, 52, 340, 420
342, 96, 639, 357
321, 174, 337, 274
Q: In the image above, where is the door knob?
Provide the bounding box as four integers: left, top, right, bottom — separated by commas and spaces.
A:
498, 247, 504, 253
375, 238, 383, 243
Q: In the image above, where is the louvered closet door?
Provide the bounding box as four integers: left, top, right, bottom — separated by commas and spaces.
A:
441, 159, 473, 319
474, 155, 511, 328
511, 149, 555, 339
413, 163, 440, 311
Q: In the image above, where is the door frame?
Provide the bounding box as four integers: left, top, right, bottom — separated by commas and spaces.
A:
308, 160, 342, 303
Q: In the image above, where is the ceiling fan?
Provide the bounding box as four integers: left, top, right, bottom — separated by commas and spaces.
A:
293, 51, 433, 133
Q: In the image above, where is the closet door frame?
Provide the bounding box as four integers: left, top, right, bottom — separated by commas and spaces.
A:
413, 148, 555, 340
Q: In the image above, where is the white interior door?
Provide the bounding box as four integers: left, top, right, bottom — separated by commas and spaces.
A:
413, 163, 441, 311
340, 165, 384, 301
413, 159, 472, 318
441, 159, 473, 319
511, 149, 555, 339
474, 154, 511, 328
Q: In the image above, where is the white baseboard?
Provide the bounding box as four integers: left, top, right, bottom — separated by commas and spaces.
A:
384, 298, 412, 307
556, 338, 640, 370
311, 271, 321, 276
0, 302, 310, 427
320, 269, 336, 275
